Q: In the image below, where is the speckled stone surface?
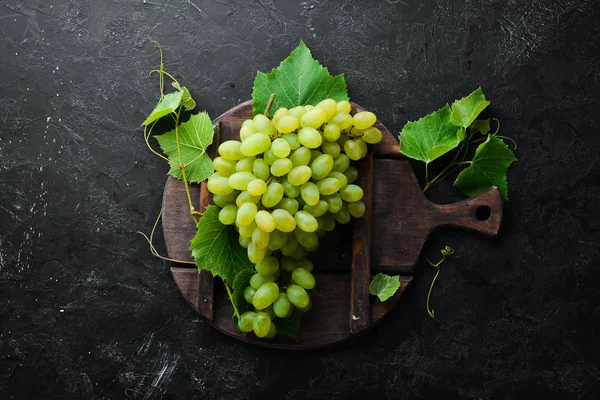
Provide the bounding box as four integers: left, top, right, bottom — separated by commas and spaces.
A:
1, 1, 600, 399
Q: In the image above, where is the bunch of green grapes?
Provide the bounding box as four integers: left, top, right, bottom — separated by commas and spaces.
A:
206, 99, 383, 339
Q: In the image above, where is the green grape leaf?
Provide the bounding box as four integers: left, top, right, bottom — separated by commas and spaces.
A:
454, 135, 518, 200
252, 41, 349, 115
274, 310, 302, 341
472, 118, 491, 135
369, 273, 400, 302
180, 87, 196, 111
190, 206, 254, 287
155, 112, 215, 183
143, 91, 183, 126
232, 269, 254, 320
399, 105, 465, 163
450, 87, 490, 128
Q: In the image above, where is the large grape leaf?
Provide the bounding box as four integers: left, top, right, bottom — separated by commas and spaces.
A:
450, 87, 490, 128
143, 91, 183, 126
399, 105, 465, 163
190, 206, 254, 286
369, 273, 400, 302
155, 112, 214, 183
252, 41, 349, 115
454, 135, 517, 200
274, 310, 302, 341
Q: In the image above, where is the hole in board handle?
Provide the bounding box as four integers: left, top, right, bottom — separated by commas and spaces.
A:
475, 206, 491, 221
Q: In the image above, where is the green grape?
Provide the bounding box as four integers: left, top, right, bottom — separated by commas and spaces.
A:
336, 100, 352, 114
316, 98, 337, 120
213, 157, 237, 177
213, 194, 233, 208
239, 235, 251, 248
304, 105, 315, 112
298, 127, 322, 149
263, 148, 279, 165
276, 115, 300, 134
310, 154, 334, 180
332, 154, 350, 172
296, 259, 314, 272
253, 114, 276, 136
276, 198, 299, 215
252, 282, 279, 310
239, 221, 256, 238
286, 284, 310, 308
353, 111, 377, 129
239, 124, 255, 142
255, 256, 279, 275
290, 245, 307, 261
289, 106, 307, 119
297, 298, 313, 313
243, 287, 256, 304
265, 321, 277, 338
271, 138, 291, 158
250, 273, 274, 290
220, 191, 238, 201
291, 267, 315, 289
330, 112, 353, 130
362, 126, 382, 144
294, 229, 318, 249
281, 256, 296, 272
237, 311, 255, 333
328, 171, 348, 188
262, 182, 285, 208
252, 226, 270, 249
218, 204, 237, 225
240, 133, 271, 157
290, 146, 312, 167
236, 202, 258, 226
356, 137, 368, 158
248, 242, 267, 264
283, 132, 301, 150
218, 140, 243, 160
343, 166, 358, 183
241, 119, 254, 129
336, 133, 350, 148
347, 201, 366, 218
344, 139, 362, 161
340, 184, 364, 202
323, 193, 343, 213
300, 182, 320, 206
273, 107, 289, 121
316, 177, 341, 196
247, 179, 267, 196
300, 107, 327, 129
294, 211, 318, 232
207, 173, 234, 196
321, 140, 341, 158
273, 294, 291, 318
310, 150, 323, 163
320, 212, 336, 231
252, 312, 271, 338
280, 236, 298, 256
267, 229, 288, 251
235, 191, 260, 207
280, 177, 300, 198
253, 159, 270, 181
255, 210, 276, 233
303, 200, 328, 217
334, 206, 351, 224
288, 165, 312, 186
350, 127, 365, 137
270, 158, 293, 177
323, 123, 341, 141
272, 209, 296, 232
236, 156, 255, 173
228, 172, 256, 191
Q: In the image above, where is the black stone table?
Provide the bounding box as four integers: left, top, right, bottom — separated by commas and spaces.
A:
1, 1, 599, 399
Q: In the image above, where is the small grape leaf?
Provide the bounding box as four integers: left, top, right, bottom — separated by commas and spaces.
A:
232, 269, 254, 320
143, 91, 183, 126
450, 87, 490, 128
369, 273, 400, 302
190, 206, 254, 287
180, 87, 196, 111
275, 310, 302, 341
399, 105, 465, 163
472, 118, 491, 135
454, 135, 517, 200
252, 41, 349, 115
155, 112, 215, 183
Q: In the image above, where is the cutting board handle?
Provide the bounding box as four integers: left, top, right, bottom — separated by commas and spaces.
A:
430, 187, 503, 237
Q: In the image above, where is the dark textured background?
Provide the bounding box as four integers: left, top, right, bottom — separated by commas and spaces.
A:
1, 0, 600, 399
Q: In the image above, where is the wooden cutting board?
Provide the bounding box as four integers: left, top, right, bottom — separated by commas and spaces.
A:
161, 101, 503, 349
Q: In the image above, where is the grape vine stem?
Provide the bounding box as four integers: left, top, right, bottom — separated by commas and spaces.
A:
425, 245, 454, 319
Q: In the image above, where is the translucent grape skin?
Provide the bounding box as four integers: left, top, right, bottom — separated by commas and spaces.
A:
228, 171, 256, 191
294, 211, 318, 232
236, 202, 258, 226
252, 227, 269, 249
273, 293, 292, 318
237, 311, 255, 333
276, 115, 300, 134
298, 127, 322, 149
252, 282, 279, 310
247, 179, 267, 196
323, 123, 341, 141
256, 256, 279, 275
340, 184, 364, 202
272, 209, 297, 232
266, 229, 288, 251
303, 200, 328, 217
213, 157, 237, 177
316, 177, 341, 195
253, 312, 271, 338
321, 140, 341, 158
250, 273, 274, 290
353, 111, 377, 129
287, 284, 310, 308
290, 146, 312, 167
296, 258, 314, 272
332, 154, 350, 172
300, 182, 320, 206
262, 182, 285, 208
288, 165, 312, 186
248, 242, 267, 264
328, 171, 348, 188
218, 140, 243, 160
253, 159, 271, 181
255, 210, 276, 232
310, 154, 334, 180
270, 158, 293, 177
236, 156, 255, 173
276, 198, 299, 215
271, 138, 291, 158
240, 133, 271, 157
218, 204, 237, 225
362, 126, 382, 144
344, 139, 362, 161
291, 267, 315, 289
347, 201, 366, 218
280, 256, 296, 272
344, 166, 358, 183
243, 286, 256, 304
